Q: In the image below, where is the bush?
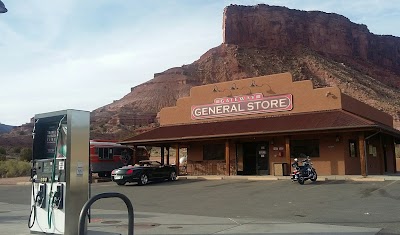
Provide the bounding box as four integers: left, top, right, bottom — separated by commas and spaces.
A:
20, 148, 32, 162
13, 147, 22, 154
0, 147, 6, 155
0, 159, 31, 178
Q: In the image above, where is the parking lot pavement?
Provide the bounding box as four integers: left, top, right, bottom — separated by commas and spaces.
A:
1, 179, 400, 234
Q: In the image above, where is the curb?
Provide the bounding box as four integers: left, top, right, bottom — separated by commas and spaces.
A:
177, 176, 398, 182
350, 177, 385, 182
16, 182, 32, 185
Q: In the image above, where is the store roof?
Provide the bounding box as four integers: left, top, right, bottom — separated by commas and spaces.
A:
120, 110, 400, 145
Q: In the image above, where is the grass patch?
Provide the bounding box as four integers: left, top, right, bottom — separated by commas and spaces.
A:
0, 159, 31, 178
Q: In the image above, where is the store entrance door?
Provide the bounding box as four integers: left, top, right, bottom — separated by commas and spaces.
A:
242, 142, 269, 175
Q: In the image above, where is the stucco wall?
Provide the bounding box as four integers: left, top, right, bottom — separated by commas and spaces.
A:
186, 134, 350, 176
288, 134, 345, 176
341, 94, 393, 127
160, 73, 342, 126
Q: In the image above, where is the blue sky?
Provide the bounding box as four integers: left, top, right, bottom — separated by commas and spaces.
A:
1, 0, 399, 126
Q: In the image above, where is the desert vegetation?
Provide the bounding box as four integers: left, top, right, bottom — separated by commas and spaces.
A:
0, 146, 32, 178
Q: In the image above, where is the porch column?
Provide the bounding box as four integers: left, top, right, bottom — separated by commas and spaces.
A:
378, 135, 384, 174
359, 133, 367, 177
161, 146, 165, 165
285, 136, 291, 173
166, 146, 170, 165
392, 137, 397, 173
225, 140, 230, 176
175, 144, 180, 175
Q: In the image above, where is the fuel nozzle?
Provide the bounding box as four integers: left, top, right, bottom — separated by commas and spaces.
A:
52, 184, 64, 209
36, 184, 46, 208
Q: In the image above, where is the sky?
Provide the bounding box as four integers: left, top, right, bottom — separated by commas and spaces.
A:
1, 0, 399, 126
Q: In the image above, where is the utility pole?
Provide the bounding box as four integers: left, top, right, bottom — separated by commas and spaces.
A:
0, 0, 7, 13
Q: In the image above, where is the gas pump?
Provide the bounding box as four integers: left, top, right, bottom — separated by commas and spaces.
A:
28, 110, 90, 235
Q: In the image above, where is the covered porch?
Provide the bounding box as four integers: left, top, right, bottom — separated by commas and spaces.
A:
120, 110, 400, 176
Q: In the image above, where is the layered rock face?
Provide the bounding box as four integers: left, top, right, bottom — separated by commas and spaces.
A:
88, 4, 400, 138
223, 4, 400, 76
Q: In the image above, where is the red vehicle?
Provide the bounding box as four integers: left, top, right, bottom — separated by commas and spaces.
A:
90, 140, 149, 178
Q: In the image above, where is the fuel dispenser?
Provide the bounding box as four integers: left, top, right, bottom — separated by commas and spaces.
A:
29, 110, 90, 234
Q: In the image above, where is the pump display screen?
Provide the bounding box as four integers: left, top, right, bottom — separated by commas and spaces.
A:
45, 124, 67, 159
46, 126, 57, 158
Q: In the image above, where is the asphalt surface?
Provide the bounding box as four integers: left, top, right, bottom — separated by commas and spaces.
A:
1, 179, 400, 234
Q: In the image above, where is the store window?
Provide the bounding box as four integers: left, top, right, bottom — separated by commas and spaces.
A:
290, 139, 319, 158
349, 140, 358, 158
203, 144, 225, 160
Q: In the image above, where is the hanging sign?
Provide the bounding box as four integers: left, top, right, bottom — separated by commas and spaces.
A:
191, 93, 293, 120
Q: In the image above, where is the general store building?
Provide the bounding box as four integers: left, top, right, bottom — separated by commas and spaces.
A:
121, 73, 400, 176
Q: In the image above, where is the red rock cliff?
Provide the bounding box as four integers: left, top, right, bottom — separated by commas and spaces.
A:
223, 4, 400, 75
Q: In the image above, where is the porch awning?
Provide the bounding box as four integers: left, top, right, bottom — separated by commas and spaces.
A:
120, 110, 400, 145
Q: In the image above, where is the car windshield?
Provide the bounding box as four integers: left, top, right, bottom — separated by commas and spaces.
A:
138, 161, 161, 167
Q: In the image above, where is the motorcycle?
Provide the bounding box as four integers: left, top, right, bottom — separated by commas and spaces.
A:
290, 156, 317, 185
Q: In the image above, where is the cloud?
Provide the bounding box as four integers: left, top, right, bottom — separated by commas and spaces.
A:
0, 0, 399, 126
0, 1, 223, 125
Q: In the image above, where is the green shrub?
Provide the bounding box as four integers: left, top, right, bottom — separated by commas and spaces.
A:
20, 148, 32, 162
0, 159, 31, 178
13, 147, 22, 154
0, 147, 6, 155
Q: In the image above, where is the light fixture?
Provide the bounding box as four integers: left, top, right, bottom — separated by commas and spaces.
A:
212, 85, 219, 92
335, 135, 340, 142
250, 80, 257, 87
0, 0, 7, 13
326, 91, 337, 99
231, 83, 238, 90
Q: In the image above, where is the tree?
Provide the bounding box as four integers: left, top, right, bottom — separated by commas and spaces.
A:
20, 148, 32, 162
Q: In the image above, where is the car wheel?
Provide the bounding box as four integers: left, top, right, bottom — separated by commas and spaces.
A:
138, 174, 148, 185
168, 171, 177, 181
116, 181, 126, 186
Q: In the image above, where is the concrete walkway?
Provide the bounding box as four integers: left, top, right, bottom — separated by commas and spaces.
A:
178, 174, 400, 182
0, 174, 400, 185
0, 202, 382, 235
